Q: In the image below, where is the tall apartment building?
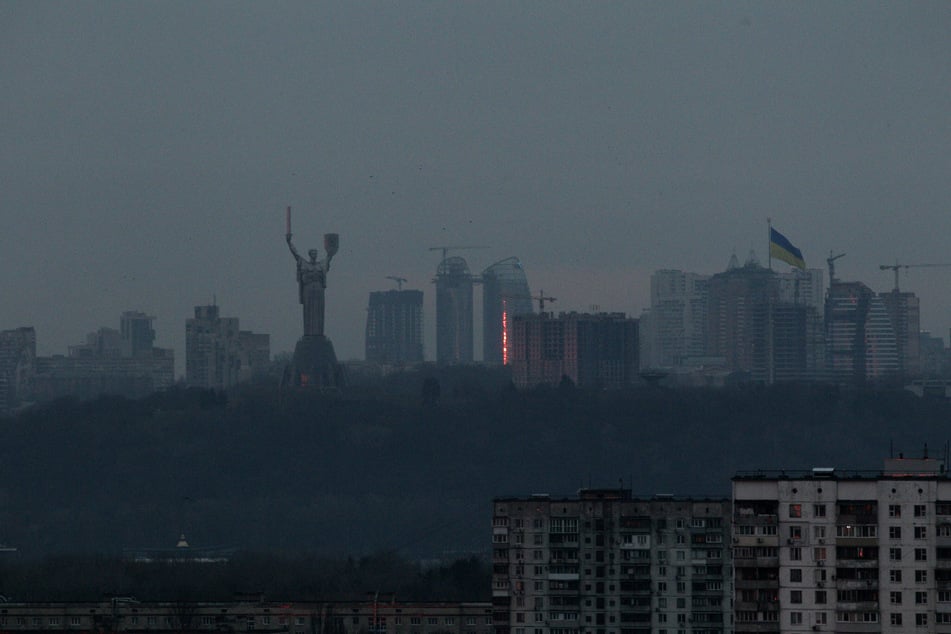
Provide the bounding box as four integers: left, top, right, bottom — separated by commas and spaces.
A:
186, 305, 270, 389
0, 327, 36, 414
826, 282, 899, 384
492, 489, 733, 634
482, 257, 533, 365
879, 290, 921, 379
365, 289, 424, 365
641, 270, 709, 369
733, 458, 951, 634
509, 313, 639, 389
436, 256, 475, 365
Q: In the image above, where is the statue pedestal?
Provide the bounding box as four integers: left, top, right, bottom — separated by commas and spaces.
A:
288, 335, 343, 389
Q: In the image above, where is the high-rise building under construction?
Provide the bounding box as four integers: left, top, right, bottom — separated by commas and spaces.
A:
435, 256, 474, 364
365, 289, 424, 365
481, 257, 532, 365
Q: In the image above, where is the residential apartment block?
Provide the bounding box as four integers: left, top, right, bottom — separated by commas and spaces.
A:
492, 490, 732, 634
733, 458, 951, 633
186, 304, 270, 389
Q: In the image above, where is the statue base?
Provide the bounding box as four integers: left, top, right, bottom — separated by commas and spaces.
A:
287, 335, 344, 389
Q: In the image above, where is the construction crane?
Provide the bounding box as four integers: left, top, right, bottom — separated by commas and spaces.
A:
879, 261, 951, 292
501, 290, 557, 313
533, 290, 556, 312
827, 251, 846, 287
428, 245, 489, 262
385, 276, 407, 291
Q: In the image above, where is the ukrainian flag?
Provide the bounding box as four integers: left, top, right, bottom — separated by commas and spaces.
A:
770, 227, 806, 269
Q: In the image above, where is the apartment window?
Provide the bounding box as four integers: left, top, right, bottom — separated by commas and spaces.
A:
915, 526, 927, 539
790, 569, 802, 582
789, 526, 802, 540
790, 547, 802, 561
891, 614, 903, 626
428, 618, 438, 626
814, 547, 827, 561
916, 613, 928, 626
658, 598, 667, 609
49, 618, 59, 626
815, 591, 827, 604
890, 569, 903, 583
297, 618, 306, 626
148, 617, 156, 626
790, 591, 802, 604
915, 548, 928, 561
814, 504, 826, 517
916, 570, 928, 583
890, 548, 902, 561
890, 526, 902, 539
790, 612, 802, 625
916, 592, 928, 605
815, 612, 827, 625
657, 582, 667, 592
915, 504, 927, 518
789, 504, 802, 518
70, 617, 82, 626
676, 582, 685, 593
890, 504, 901, 517
890, 591, 902, 605
813, 525, 826, 539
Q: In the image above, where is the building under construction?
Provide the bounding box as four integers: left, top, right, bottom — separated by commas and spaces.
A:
365, 288, 424, 365
481, 257, 532, 365
435, 256, 474, 364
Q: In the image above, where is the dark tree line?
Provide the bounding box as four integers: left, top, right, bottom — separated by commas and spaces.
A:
0, 552, 489, 602
1, 368, 950, 558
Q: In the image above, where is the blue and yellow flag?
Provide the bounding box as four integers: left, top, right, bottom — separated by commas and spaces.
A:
769, 227, 806, 269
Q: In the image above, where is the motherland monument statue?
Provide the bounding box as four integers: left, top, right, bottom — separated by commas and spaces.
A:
284, 206, 344, 389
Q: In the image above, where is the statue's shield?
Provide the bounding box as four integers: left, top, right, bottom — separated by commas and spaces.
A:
324, 233, 339, 257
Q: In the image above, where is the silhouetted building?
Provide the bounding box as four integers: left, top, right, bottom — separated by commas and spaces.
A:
186, 305, 270, 389
510, 312, 639, 388
826, 281, 899, 384
481, 257, 533, 365
0, 327, 36, 414
704, 256, 825, 383
120, 310, 156, 358
33, 313, 174, 401
641, 269, 709, 369
879, 289, 921, 378
435, 256, 474, 364
492, 490, 732, 634
365, 289, 424, 365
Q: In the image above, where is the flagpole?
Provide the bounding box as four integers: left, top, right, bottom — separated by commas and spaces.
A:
767, 217, 772, 271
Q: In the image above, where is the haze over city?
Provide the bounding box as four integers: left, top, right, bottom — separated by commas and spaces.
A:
2, 2, 950, 371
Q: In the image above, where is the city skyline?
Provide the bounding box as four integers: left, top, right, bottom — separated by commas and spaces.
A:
2, 3, 950, 369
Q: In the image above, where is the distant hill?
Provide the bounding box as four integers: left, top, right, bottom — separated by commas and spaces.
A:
0, 369, 949, 558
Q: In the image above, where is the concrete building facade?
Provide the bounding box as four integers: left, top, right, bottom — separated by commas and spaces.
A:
733, 458, 951, 634
0, 327, 36, 414
365, 289, 424, 365
482, 257, 533, 366
509, 313, 639, 389
492, 490, 732, 634
436, 256, 474, 365
186, 305, 270, 389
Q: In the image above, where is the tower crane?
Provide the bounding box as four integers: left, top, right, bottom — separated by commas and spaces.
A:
501, 290, 558, 313
533, 290, 556, 312
386, 276, 407, 291
428, 245, 489, 262
879, 261, 951, 292
827, 251, 846, 287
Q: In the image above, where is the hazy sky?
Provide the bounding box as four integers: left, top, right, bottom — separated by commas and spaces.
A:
3, 2, 950, 373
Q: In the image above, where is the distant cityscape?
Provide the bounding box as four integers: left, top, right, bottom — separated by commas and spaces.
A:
1, 244, 950, 413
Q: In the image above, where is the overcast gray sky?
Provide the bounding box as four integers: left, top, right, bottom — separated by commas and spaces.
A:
2, 2, 950, 372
